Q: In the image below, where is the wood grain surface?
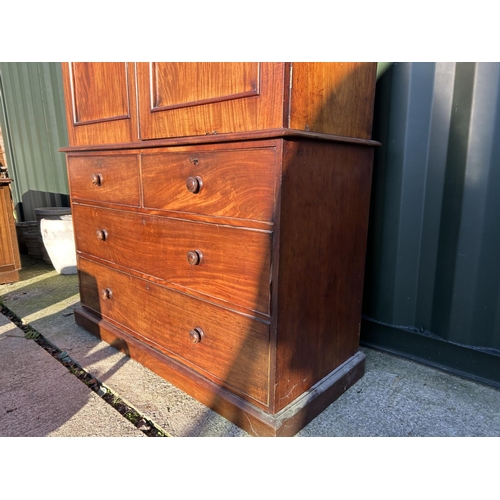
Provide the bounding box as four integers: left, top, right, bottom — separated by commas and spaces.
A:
62, 62, 378, 435
67, 153, 141, 207
79, 257, 271, 405
142, 145, 277, 222
73, 203, 273, 314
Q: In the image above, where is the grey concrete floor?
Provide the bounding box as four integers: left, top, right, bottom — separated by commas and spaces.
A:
1, 255, 500, 437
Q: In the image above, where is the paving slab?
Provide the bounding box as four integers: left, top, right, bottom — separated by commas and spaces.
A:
0, 314, 144, 437
0, 259, 246, 437
298, 348, 500, 436
2, 256, 500, 437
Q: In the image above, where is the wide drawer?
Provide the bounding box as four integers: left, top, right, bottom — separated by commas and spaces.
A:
141, 147, 277, 222
78, 257, 270, 405
73, 204, 272, 315
68, 154, 141, 207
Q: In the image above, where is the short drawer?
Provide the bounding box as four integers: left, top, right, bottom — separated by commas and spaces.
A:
141, 147, 277, 222
79, 257, 270, 405
73, 204, 272, 315
68, 154, 141, 207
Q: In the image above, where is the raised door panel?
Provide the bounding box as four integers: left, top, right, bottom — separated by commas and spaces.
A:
136, 62, 286, 139
152, 63, 259, 110
62, 62, 138, 147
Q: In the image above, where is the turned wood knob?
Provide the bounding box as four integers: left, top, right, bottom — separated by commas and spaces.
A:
186, 175, 203, 194
187, 250, 203, 266
189, 327, 204, 344
101, 288, 112, 300
96, 229, 108, 241
91, 173, 103, 186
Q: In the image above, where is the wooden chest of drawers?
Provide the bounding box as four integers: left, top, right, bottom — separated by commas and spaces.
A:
61, 63, 378, 436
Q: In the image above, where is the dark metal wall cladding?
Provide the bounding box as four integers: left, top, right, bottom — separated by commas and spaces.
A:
364, 62, 500, 353
0, 62, 69, 221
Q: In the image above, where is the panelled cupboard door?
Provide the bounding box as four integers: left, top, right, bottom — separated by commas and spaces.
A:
62, 62, 378, 145
62, 62, 138, 147
136, 62, 287, 139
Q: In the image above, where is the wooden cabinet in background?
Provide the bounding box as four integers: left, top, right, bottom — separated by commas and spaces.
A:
61, 62, 379, 436
0, 178, 21, 284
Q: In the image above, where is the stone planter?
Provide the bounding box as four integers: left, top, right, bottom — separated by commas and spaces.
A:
35, 207, 72, 264
40, 215, 77, 274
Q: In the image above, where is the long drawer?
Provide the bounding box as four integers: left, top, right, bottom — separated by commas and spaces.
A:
73, 204, 272, 315
67, 154, 141, 207
141, 147, 277, 222
78, 257, 270, 405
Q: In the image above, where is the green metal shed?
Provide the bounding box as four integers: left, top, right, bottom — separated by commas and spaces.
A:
0, 62, 69, 221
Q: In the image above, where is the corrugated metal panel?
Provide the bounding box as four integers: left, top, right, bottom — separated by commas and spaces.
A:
363, 62, 500, 369
0, 62, 69, 221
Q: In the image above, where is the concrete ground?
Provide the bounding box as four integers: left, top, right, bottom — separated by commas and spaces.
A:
1, 256, 500, 437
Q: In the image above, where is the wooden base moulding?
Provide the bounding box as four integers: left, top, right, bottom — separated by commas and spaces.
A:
75, 307, 366, 437
0, 267, 19, 285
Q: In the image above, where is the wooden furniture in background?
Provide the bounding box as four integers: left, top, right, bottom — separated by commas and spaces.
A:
0, 178, 21, 284
60, 62, 378, 436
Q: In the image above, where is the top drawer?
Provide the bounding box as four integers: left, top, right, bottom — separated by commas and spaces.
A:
68, 154, 141, 207
141, 147, 277, 222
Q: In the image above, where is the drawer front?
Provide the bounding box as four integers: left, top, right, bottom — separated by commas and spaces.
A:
73, 204, 272, 314
142, 147, 277, 222
79, 257, 270, 405
68, 154, 141, 207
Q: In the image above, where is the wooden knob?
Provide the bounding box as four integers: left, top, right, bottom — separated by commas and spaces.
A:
96, 229, 108, 241
189, 327, 204, 344
187, 250, 203, 266
101, 288, 112, 300
186, 176, 203, 194
91, 173, 103, 186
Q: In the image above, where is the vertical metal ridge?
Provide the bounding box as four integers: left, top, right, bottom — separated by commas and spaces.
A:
0, 62, 69, 221
365, 62, 500, 358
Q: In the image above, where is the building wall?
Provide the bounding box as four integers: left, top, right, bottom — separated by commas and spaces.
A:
0, 62, 69, 221
363, 62, 500, 386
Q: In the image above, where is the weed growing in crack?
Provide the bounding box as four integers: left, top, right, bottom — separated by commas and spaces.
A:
0, 303, 170, 437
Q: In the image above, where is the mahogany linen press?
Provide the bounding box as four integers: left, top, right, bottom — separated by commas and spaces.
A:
60, 62, 378, 436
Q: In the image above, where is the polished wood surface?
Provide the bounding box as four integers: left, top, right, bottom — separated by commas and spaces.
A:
72, 203, 273, 314
79, 257, 270, 405
151, 63, 260, 110
67, 154, 141, 207
0, 179, 21, 284
70, 62, 129, 123
136, 62, 286, 140
62, 63, 137, 146
60, 128, 380, 153
63, 62, 377, 145
75, 304, 365, 436
288, 62, 377, 139
62, 62, 377, 436
273, 139, 374, 410
141, 145, 277, 222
